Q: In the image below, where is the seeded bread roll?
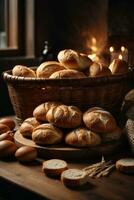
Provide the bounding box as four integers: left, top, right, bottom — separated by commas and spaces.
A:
89, 62, 111, 77
61, 169, 88, 187
109, 59, 128, 74
15, 146, 37, 162
32, 123, 63, 145
49, 69, 86, 79
42, 159, 68, 177
65, 128, 101, 147
33, 101, 62, 122
19, 117, 40, 138
36, 61, 65, 78
83, 109, 117, 133
12, 65, 36, 77
46, 104, 82, 128
100, 127, 123, 143
116, 158, 134, 174
58, 49, 92, 71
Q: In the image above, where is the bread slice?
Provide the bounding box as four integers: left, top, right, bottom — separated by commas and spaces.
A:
42, 159, 68, 177
116, 158, 134, 174
61, 169, 88, 187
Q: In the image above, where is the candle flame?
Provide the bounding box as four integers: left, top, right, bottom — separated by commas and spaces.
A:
121, 46, 126, 52
118, 54, 123, 60
109, 46, 114, 53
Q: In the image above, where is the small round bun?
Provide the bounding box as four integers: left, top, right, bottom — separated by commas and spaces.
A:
109, 59, 128, 74
36, 61, 65, 78
15, 146, 37, 162
0, 140, 17, 158
0, 118, 15, 130
58, 49, 92, 71
0, 124, 10, 134
12, 65, 36, 77
89, 62, 111, 77
61, 169, 88, 187
42, 159, 68, 177
116, 158, 134, 174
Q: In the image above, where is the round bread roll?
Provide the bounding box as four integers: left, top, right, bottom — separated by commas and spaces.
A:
42, 159, 68, 177
49, 69, 86, 79
15, 146, 37, 162
12, 65, 36, 77
100, 127, 123, 143
0, 124, 10, 134
0, 118, 15, 130
109, 59, 128, 74
36, 61, 65, 78
0, 140, 17, 158
46, 104, 82, 128
32, 123, 63, 145
83, 109, 117, 133
33, 101, 62, 122
89, 62, 111, 77
116, 158, 134, 174
19, 117, 40, 138
57, 49, 92, 71
61, 169, 88, 187
0, 131, 14, 142
65, 128, 101, 147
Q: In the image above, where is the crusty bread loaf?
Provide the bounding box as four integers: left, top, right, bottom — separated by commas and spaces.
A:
100, 127, 123, 143
116, 158, 134, 174
12, 65, 36, 77
49, 69, 86, 79
19, 117, 40, 138
36, 61, 65, 78
89, 62, 111, 77
15, 146, 37, 162
57, 49, 92, 71
33, 101, 62, 122
46, 104, 82, 128
32, 123, 63, 145
65, 128, 101, 147
61, 169, 88, 187
109, 59, 128, 74
83, 109, 117, 133
42, 159, 68, 177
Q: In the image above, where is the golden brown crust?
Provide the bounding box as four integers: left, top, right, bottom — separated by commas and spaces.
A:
65, 128, 101, 147
109, 59, 128, 74
0, 118, 15, 130
46, 105, 82, 128
36, 61, 65, 78
83, 109, 117, 133
116, 158, 134, 174
49, 69, 86, 79
12, 65, 36, 77
15, 146, 37, 162
89, 62, 111, 77
32, 123, 63, 145
0, 140, 17, 158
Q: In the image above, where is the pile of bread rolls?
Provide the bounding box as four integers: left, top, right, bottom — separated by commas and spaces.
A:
19, 101, 123, 148
12, 49, 129, 79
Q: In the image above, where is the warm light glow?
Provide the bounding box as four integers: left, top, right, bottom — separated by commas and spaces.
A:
91, 37, 97, 45
91, 45, 98, 53
88, 53, 99, 62
118, 54, 123, 60
109, 46, 114, 53
121, 46, 126, 52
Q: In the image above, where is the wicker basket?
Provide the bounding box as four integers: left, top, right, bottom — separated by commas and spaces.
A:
3, 68, 133, 124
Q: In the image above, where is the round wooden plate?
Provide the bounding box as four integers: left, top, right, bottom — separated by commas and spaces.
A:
14, 131, 124, 160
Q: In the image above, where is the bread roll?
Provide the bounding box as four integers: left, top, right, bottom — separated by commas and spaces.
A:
12, 65, 36, 77
0, 118, 15, 130
42, 159, 68, 177
109, 59, 128, 74
100, 127, 123, 143
83, 109, 117, 133
49, 69, 86, 79
89, 62, 111, 77
15, 146, 37, 162
0, 140, 17, 158
65, 128, 101, 147
33, 101, 62, 122
61, 169, 88, 187
58, 49, 92, 71
19, 117, 40, 138
46, 104, 82, 128
0, 131, 14, 142
0, 124, 10, 134
116, 158, 134, 174
36, 61, 65, 78
32, 123, 63, 145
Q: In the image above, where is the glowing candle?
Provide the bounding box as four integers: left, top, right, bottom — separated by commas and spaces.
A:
120, 46, 128, 62
118, 54, 123, 60
109, 46, 119, 61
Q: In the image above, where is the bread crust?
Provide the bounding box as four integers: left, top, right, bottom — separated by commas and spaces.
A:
89, 62, 111, 77
109, 59, 128, 74
116, 158, 134, 174
12, 65, 36, 77
15, 146, 37, 162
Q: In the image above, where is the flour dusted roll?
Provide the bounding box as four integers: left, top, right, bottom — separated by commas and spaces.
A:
19, 117, 40, 138
49, 69, 86, 79
57, 49, 92, 71
33, 101, 62, 122
12, 65, 36, 77
36, 61, 65, 78
65, 128, 101, 147
32, 123, 63, 145
109, 59, 128, 74
89, 62, 111, 77
46, 104, 82, 128
83, 109, 117, 133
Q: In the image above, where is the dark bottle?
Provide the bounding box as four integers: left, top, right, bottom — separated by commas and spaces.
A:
39, 41, 54, 64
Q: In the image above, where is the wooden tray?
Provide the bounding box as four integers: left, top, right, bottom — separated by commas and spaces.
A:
14, 131, 125, 160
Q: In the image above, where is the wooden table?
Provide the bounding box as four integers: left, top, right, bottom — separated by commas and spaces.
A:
0, 152, 134, 200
